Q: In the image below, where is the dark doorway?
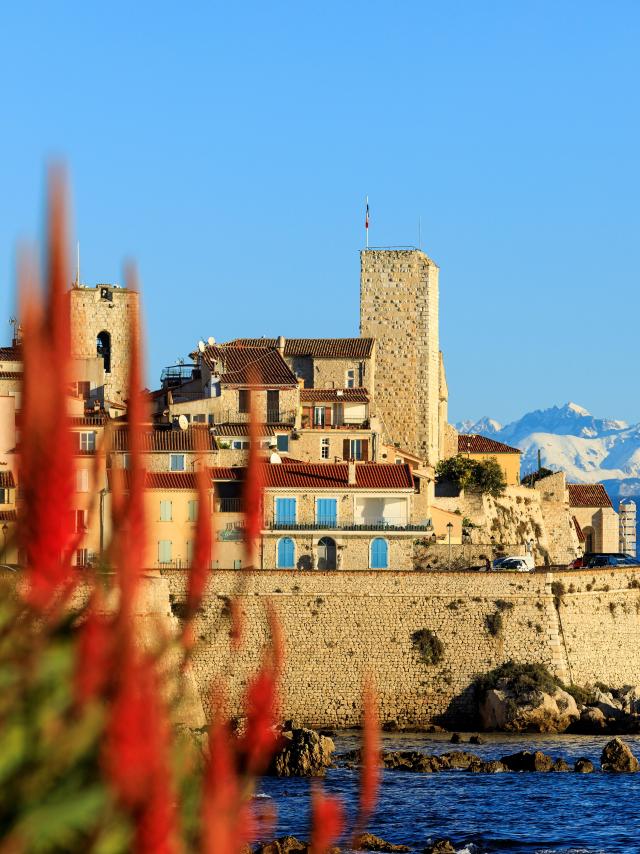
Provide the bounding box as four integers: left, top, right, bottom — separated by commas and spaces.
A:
97, 330, 111, 373
267, 389, 280, 423
317, 536, 336, 570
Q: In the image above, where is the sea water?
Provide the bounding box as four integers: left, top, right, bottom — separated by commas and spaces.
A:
257, 732, 640, 853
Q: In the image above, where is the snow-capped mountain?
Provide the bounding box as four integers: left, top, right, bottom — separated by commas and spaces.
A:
455, 402, 640, 492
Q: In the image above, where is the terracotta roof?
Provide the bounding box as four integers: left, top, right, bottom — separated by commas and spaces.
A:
211, 423, 289, 437
458, 434, 521, 455
262, 462, 414, 490
200, 345, 297, 386
227, 338, 375, 359
108, 467, 245, 490
0, 346, 22, 362
568, 483, 613, 509
111, 425, 217, 452
0, 372, 21, 380
572, 515, 586, 543
0, 471, 15, 489
0, 509, 17, 522
300, 388, 369, 402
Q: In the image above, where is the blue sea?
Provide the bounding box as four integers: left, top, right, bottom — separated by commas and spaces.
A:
257, 731, 640, 853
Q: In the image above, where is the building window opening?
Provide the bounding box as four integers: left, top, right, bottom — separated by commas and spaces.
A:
97, 330, 111, 373
321, 437, 330, 459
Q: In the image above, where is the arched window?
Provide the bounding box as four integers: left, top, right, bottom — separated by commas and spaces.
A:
277, 537, 295, 569
317, 536, 336, 570
370, 537, 388, 569
97, 330, 111, 373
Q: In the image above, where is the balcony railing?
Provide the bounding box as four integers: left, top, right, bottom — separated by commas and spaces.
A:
267, 519, 432, 532
300, 419, 370, 431
217, 497, 242, 513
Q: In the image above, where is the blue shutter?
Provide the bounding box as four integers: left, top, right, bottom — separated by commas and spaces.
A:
278, 538, 295, 568
370, 538, 388, 569
276, 498, 296, 525
316, 499, 337, 527
276, 435, 289, 452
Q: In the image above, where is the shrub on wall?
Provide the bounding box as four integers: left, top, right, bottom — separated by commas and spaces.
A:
411, 629, 444, 665
436, 455, 506, 497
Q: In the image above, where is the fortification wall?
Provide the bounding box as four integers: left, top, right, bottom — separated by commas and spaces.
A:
161, 566, 640, 728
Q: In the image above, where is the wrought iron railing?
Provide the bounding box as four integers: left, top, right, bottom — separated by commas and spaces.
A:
267, 520, 432, 532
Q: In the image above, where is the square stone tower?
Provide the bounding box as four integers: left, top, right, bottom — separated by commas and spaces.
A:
360, 249, 440, 465
69, 284, 139, 407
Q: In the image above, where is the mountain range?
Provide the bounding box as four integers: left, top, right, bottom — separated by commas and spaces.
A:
456, 402, 640, 498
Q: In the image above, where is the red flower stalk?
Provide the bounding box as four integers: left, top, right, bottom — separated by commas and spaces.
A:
201, 703, 255, 854
74, 582, 112, 704
185, 428, 213, 627
242, 381, 264, 569
353, 678, 380, 839
19, 169, 76, 615
310, 787, 345, 854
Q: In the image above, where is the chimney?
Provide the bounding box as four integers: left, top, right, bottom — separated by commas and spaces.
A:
277, 335, 286, 356
348, 459, 356, 485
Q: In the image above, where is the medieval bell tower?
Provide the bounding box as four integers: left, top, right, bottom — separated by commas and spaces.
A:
360, 249, 441, 466
69, 283, 139, 408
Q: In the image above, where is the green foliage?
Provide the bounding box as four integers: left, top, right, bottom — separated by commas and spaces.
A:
475, 660, 560, 699
494, 599, 514, 612
564, 683, 596, 706
436, 455, 506, 497
485, 611, 503, 637
411, 629, 444, 665
521, 467, 554, 487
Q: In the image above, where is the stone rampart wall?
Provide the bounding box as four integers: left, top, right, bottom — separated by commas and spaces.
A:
161, 566, 640, 728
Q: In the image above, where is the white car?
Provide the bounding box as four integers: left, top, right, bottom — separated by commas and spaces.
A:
492, 555, 535, 572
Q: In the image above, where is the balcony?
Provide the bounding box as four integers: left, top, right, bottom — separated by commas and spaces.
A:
300, 417, 370, 431
267, 518, 432, 532
217, 497, 242, 513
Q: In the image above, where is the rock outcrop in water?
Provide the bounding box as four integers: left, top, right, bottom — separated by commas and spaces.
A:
574, 757, 594, 773
353, 833, 410, 852
267, 725, 335, 777
480, 684, 579, 733
423, 841, 456, 854
601, 737, 639, 772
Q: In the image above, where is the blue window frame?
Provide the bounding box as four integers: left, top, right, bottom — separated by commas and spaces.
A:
316, 498, 337, 527
276, 434, 289, 452
275, 498, 296, 525
370, 538, 388, 569
277, 538, 295, 568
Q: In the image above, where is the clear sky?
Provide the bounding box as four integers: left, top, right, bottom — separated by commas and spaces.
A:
1, 1, 639, 426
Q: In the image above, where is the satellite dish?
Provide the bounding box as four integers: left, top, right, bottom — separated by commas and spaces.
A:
207, 336, 216, 346
178, 414, 189, 431
269, 452, 282, 465
198, 340, 206, 353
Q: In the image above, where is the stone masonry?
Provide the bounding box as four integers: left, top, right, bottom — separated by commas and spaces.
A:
360, 250, 440, 465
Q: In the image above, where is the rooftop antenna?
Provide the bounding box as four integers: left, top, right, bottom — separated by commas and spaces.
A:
365, 196, 369, 249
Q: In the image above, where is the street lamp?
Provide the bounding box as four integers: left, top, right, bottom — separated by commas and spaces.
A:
1, 523, 7, 563
447, 522, 454, 570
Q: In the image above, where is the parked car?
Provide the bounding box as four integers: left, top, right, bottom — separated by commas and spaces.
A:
570, 552, 639, 569
492, 555, 535, 572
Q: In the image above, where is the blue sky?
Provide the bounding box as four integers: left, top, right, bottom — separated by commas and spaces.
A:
1, 1, 639, 425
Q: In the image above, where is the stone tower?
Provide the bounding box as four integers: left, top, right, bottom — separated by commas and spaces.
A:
69, 284, 139, 407
360, 249, 440, 465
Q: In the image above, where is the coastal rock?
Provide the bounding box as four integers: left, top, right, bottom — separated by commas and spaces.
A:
619, 685, 640, 715
601, 737, 639, 772
480, 686, 579, 733
423, 841, 456, 854
574, 758, 594, 773
577, 706, 607, 732
592, 688, 625, 720
469, 734, 486, 744
268, 727, 335, 777
449, 732, 462, 744
499, 750, 554, 772
255, 837, 308, 854
551, 758, 571, 772
353, 833, 410, 852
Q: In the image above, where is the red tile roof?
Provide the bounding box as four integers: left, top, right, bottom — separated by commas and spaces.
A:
227, 338, 375, 359
300, 388, 370, 402
211, 423, 289, 437
572, 515, 586, 543
0, 510, 17, 521
0, 346, 22, 362
108, 467, 245, 490
262, 462, 414, 490
0, 471, 16, 489
0, 372, 21, 380
457, 434, 521, 455
200, 345, 297, 386
568, 483, 613, 508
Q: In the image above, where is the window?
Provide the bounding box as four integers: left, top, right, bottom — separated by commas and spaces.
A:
238, 389, 250, 413
188, 500, 198, 522
316, 498, 337, 527
0, 488, 7, 504
96, 331, 111, 373
170, 454, 185, 471
276, 434, 289, 452
232, 440, 250, 450
158, 540, 172, 564
370, 538, 389, 569
76, 549, 89, 567
79, 432, 96, 452
321, 438, 330, 460
75, 509, 86, 532
277, 538, 295, 568
77, 381, 91, 399
275, 498, 296, 525
350, 439, 362, 460
346, 369, 355, 389
192, 414, 206, 423
121, 453, 131, 470
314, 406, 325, 427
233, 559, 243, 570
160, 500, 173, 521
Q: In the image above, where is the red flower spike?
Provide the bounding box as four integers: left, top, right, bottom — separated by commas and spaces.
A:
185, 428, 213, 629
242, 379, 265, 569
354, 678, 380, 839
19, 170, 76, 615
75, 582, 112, 704
239, 664, 279, 775
230, 598, 244, 651
310, 787, 345, 854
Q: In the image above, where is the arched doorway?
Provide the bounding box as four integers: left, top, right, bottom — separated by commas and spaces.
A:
370, 537, 389, 569
97, 330, 111, 373
317, 536, 336, 570
277, 537, 295, 568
